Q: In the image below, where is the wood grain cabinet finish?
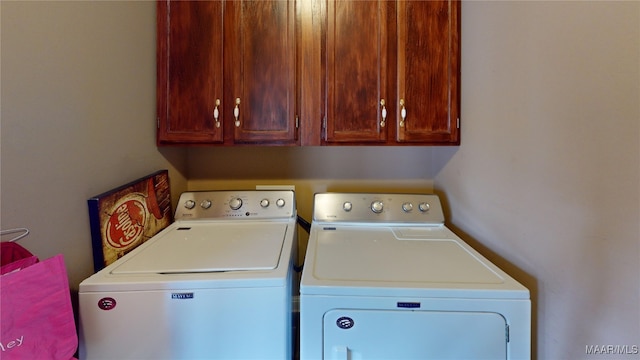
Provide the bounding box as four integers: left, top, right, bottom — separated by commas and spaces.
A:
157, 0, 459, 146
157, 0, 298, 145
157, 1, 224, 144
322, 0, 460, 145
323, 1, 390, 143
225, 1, 297, 145
395, 0, 460, 144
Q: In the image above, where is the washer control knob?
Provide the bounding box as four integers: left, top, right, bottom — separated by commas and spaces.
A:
371, 200, 384, 214
276, 198, 286, 207
402, 202, 413, 212
185, 200, 196, 209
229, 198, 243, 210
343, 202, 353, 212
200, 200, 212, 209
260, 199, 270, 208
418, 202, 430, 212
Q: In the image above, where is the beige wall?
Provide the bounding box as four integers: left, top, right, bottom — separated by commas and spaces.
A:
1, 1, 638, 359
0, 1, 188, 288
435, 1, 639, 359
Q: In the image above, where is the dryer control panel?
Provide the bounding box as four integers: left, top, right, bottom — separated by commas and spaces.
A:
313, 193, 444, 224
175, 190, 295, 220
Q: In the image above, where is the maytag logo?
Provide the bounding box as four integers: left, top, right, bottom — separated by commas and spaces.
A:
397, 302, 421, 309
171, 293, 194, 299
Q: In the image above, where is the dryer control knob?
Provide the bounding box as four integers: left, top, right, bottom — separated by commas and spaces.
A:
200, 200, 212, 209
418, 202, 430, 212
371, 200, 384, 213
260, 199, 270, 208
276, 198, 286, 207
184, 200, 196, 209
402, 202, 413, 212
229, 198, 243, 210
343, 202, 353, 212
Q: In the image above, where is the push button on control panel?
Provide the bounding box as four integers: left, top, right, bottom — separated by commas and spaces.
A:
371, 200, 384, 214
200, 200, 212, 209
184, 200, 196, 209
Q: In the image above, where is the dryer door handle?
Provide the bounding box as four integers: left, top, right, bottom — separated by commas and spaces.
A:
331, 345, 350, 360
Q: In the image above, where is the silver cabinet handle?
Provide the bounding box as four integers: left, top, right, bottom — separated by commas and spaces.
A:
380, 99, 387, 128
234, 98, 241, 127
399, 99, 407, 127
213, 99, 221, 128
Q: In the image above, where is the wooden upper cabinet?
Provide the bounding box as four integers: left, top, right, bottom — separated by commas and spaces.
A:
157, 0, 298, 146
157, 0, 460, 146
321, 0, 460, 145
324, 1, 389, 143
225, 1, 298, 145
157, 1, 224, 144
396, 0, 460, 144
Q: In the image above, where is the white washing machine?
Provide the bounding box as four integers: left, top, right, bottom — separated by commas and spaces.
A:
300, 193, 531, 360
79, 190, 297, 360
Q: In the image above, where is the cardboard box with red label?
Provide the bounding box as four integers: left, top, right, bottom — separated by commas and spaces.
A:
87, 170, 172, 272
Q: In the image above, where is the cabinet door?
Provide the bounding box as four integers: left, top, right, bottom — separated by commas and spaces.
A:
225, 1, 298, 145
157, 1, 224, 145
396, 0, 460, 144
324, 0, 389, 143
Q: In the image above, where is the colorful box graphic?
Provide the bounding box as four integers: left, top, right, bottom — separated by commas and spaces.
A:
88, 170, 172, 272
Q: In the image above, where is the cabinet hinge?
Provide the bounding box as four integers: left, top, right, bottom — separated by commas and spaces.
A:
506, 324, 510, 343
457, 117, 460, 129
322, 116, 327, 140
157, 117, 160, 129
295, 116, 299, 129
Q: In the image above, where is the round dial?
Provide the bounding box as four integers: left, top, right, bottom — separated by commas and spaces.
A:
343, 202, 353, 212
184, 200, 196, 209
229, 198, 243, 210
276, 198, 286, 207
402, 202, 413, 212
260, 199, 270, 208
371, 200, 384, 214
200, 200, 212, 209
418, 202, 430, 212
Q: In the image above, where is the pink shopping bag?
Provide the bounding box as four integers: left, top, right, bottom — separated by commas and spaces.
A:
1, 241, 35, 268
0, 254, 78, 359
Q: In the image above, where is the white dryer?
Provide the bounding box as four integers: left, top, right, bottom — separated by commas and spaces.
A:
300, 193, 530, 360
79, 190, 297, 360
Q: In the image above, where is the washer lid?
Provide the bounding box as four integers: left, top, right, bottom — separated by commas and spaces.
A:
111, 222, 288, 274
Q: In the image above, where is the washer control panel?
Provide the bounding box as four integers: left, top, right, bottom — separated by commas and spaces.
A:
313, 193, 444, 224
175, 190, 295, 220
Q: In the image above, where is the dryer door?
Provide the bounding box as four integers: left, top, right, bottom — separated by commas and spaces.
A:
323, 309, 507, 359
